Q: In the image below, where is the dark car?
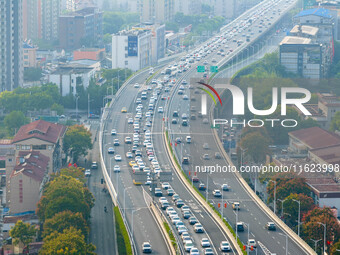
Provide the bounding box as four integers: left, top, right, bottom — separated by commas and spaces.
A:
173, 111, 179, 117
189, 216, 198, 225
182, 157, 189, 164
172, 119, 178, 124
266, 222, 276, 231
182, 120, 188, 126
176, 199, 185, 208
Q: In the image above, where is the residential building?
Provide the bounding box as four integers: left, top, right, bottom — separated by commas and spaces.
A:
41, 0, 60, 41
48, 63, 97, 96
73, 47, 105, 61
7, 151, 49, 214
23, 42, 37, 68
306, 177, 340, 217
66, 0, 96, 11
293, 8, 336, 43
112, 28, 152, 71
174, 0, 201, 15
288, 126, 340, 154
294, 93, 340, 129
11, 120, 67, 174
279, 35, 332, 79
289, 25, 319, 40
140, 0, 174, 23
0, 0, 24, 91
22, 0, 41, 40
59, 7, 103, 50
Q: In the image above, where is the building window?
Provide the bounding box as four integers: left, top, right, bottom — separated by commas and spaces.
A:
48, 145, 53, 150
32, 145, 47, 150
16, 145, 20, 150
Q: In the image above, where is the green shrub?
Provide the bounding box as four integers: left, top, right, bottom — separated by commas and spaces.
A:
114, 206, 132, 255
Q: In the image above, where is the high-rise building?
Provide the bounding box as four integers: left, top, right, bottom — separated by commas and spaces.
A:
140, 0, 174, 23
59, 7, 103, 50
66, 0, 96, 11
174, 0, 201, 15
22, 0, 41, 40
0, 0, 23, 91
41, 0, 60, 41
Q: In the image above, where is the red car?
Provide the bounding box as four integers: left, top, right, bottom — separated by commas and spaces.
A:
192, 176, 199, 182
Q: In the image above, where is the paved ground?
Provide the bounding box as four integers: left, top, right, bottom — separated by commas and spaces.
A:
84, 122, 118, 255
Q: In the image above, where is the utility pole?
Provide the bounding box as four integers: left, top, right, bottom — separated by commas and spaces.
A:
88, 94, 90, 118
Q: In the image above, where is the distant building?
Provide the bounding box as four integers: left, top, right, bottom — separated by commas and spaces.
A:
59, 7, 103, 50
140, 0, 174, 23
279, 36, 330, 79
48, 63, 97, 96
23, 42, 37, 68
7, 151, 49, 214
288, 126, 340, 154
294, 93, 340, 130
66, 0, 96, 11
22, 0, 41, 40
112, 28, 152, 71
293, 8, 336, 43
73, 47, 105, 61
0, 0, 24, 91
41, 0, 60, 41
174, 0, 201, 15
12, 120, 67, 174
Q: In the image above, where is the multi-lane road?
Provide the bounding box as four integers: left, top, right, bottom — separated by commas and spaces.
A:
99, 0, 316, 254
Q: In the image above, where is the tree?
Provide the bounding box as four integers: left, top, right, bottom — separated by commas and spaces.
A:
279, 193, 315, 227
63, 125, 92, 162
37, 175, 95, 222
330, 240, 340, 254
239, 130, 271, 163
24, 67, 42, 81
51, 103, 64, 115
302, 207, 340, 253
41, 227, 96, 255
59, 166, 86, 183
43, 211, 89, 239
330, 111, 340, 132
4, 111, 28, 136
9, 220, 36, 250
267, 173, 312, 203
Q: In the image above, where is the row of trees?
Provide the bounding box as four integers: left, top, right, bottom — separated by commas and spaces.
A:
9, 167, 96, 254
267, 173, 340, 254
37, 168, 96, 254
0, 68, 131, 115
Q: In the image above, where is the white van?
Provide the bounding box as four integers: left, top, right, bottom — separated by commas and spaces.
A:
186, 136, 191, 143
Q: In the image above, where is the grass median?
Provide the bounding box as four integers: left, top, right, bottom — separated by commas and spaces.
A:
165, 130, 247, 255
114, 206, 133, 255
163, 221, 178, 252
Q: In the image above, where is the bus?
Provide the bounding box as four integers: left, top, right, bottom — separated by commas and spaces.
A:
165, 66, 178, 77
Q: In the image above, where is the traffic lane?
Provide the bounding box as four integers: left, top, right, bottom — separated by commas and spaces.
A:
187, 123, 307, 255
104, 78, 170, 254
152, 113, 237, 254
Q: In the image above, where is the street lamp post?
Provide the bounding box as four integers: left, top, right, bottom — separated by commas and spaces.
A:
235, 209, 239, 238
277, 198, 287, 219
123, 187, 132, 221
310, 238, 322, 252
292, 199, 301, 236
75, 94, 79, 123
206, 170, 209, 201
278, 233, 288, 255
269, 180, 276, 214
244, 222, 250, 255
318, 222, 326, 255
110, 157, 115, 179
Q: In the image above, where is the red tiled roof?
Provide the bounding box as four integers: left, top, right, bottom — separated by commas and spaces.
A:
10, 151, 49, 182
289, 127, 340, 149
12, 120, 66, 144
309, 144, 340, 165
306, 177, 340, 193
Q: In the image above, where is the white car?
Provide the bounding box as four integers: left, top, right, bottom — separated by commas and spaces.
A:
248, 239, 257, 248
184, 241, 194, 252
126, 152, 133, 158
111, 129, 117, 135
114, 154, 122, 161
158, 106, 164, 113
213, 189, 222, 197
134, 83, 140, 88
113, 165, 120, 172
190, 247, 200, 255
220, 241, 231, 252
200, 238, 210, 247
162, 182, 170, 190
84, 169, 91, 177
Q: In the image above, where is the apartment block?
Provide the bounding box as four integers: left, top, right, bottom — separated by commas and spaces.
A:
23, 42, 37, 68
174, 0, 201, 15
0, 0, 24, 91
140, 0, 174, 23
59, 7, 103, 50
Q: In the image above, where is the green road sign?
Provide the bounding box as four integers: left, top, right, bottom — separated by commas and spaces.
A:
210, 66, 218, 73
197, 65, 205, 72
